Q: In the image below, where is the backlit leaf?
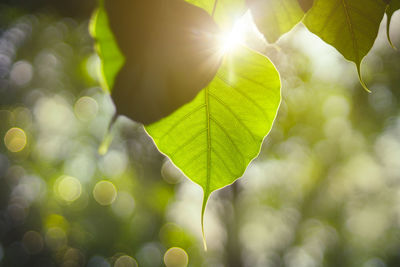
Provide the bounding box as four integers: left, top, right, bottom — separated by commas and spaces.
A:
186, 0, 246, 29
247, 0, 305, 43
304, 0, 386, 92
89, 3, 124, 92
145, 46, 281, 244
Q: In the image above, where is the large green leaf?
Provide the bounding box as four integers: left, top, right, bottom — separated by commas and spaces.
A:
186, 0, 246, 29
304, 0, 386, 92
386, 0, 400, 48
145, 46, 281, 243
247, 0, 305, 43
89, 3, 124, 93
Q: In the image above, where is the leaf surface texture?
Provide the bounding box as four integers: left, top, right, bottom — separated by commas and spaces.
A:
247, 0, 305, 43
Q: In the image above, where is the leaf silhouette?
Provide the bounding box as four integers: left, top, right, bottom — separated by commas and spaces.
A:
247, 0, 305, 43
304, 0, 386, 92
145, 46, 281, 245
92, 0, 222, 124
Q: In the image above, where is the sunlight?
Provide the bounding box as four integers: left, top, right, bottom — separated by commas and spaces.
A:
219, 17, 247, 53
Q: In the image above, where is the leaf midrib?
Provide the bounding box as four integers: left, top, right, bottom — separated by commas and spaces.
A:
205, 86, 212, 199
341, 0, 360, 64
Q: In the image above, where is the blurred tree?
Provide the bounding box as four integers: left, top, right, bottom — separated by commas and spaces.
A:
0, 0, 96, 19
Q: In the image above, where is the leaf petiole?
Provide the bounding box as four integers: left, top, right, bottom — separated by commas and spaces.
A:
212, 0, 218, 17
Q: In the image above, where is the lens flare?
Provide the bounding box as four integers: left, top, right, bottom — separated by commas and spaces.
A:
219, 22, 246, 53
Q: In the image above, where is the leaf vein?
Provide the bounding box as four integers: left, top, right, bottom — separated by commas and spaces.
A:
208, 92, 257, 143
341, 0, 360, 65
346, 4, 380, 27
209, 115, 245, 165
317, 1, 341, 33
205, 87, 212, 200
171, 129, 207, 155
211, 148, 237, 177
158, 104, 206, 141
177, 149, 207, 171
216, 74, 269, 119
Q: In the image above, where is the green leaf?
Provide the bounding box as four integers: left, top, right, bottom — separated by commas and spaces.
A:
145, 46, 281, 245
386, 0, 400, 49
247, 0, 305, 43
304, 0, 386, 92
89, 2, 124, 93
186, 0, 246, 29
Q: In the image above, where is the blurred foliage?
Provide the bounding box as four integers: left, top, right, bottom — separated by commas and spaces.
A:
0, 0, 95, 20
0, 3, 400, 267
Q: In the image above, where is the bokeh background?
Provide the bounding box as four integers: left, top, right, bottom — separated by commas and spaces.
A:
1, 1, 400, 267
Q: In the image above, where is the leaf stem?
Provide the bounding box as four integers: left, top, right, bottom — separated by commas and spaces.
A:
212, 0, 218, 17
201, 192, 210, 251
98, 113, 118, 155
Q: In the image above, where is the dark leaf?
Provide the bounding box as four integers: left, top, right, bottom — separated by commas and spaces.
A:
297, 0, 314, 12
105, 0, 221, 124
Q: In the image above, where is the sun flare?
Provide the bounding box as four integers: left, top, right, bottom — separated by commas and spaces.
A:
219, 19, 247, 53
218, 11, 262, 54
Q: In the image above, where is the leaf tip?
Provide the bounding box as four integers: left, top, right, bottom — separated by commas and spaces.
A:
360, 80, 371, 93
386, 17, 398, 50
98, 135, 112, 155
98, 114, 118, 155
356, 64, 371, 93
